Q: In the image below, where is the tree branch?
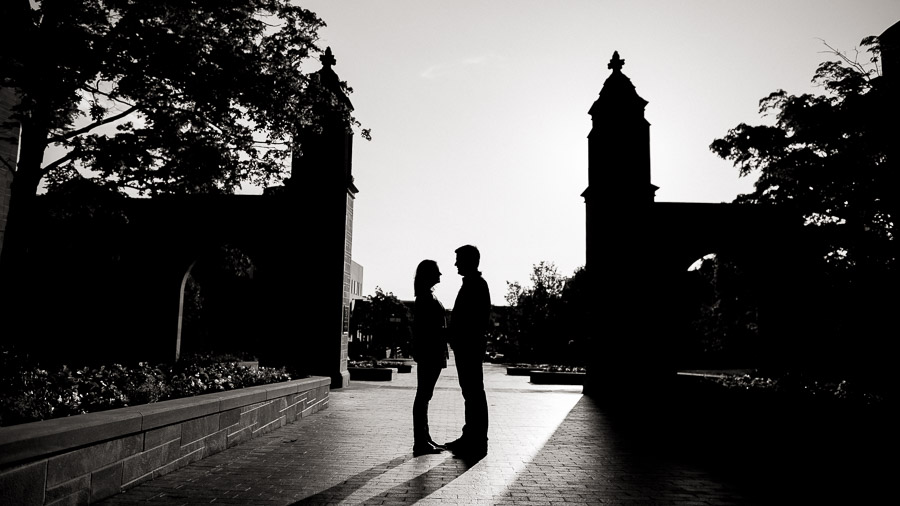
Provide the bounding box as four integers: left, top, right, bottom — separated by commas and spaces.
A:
40, 150, 77, 174
49, 105, 140, 144
82, 83, 138, 109
252, 141, 290, 147
817, 38, 877, 80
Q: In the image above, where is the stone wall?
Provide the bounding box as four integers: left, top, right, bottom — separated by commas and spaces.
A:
0, 87, 20, 256
0, 376, 330, 505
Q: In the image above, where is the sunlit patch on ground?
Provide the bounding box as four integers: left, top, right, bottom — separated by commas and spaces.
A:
293, 356, 583, 505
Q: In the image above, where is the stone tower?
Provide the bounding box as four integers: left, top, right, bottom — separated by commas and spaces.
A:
584, 52, 654, 204
286, 47, 357, 388
582, 52, 656, 275
582, 52, 660, 399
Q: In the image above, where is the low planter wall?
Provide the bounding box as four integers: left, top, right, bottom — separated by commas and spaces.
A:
530, 371, 587, 385
507, 366, 539, 376
0, 376, 330, 506
348, 367, 397, 381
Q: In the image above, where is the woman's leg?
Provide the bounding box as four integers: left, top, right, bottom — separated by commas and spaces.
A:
413, 364, 442, 443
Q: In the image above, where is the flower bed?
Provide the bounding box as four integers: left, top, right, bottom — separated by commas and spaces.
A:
378, 360, 412, 373
543, 365, 586, 373
693, 370, 886, 409
507, 364, 585, 376
530, 366, 587, 385
0, 348, 294, 427
504, 363, 586, 384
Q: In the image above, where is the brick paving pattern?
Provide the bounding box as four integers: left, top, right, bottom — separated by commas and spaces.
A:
95, 354, 884, 505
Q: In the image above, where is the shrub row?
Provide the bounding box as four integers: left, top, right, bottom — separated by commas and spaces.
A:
0, 348, 293, 427
506, 363, 586, 373
705, 370, 886, 408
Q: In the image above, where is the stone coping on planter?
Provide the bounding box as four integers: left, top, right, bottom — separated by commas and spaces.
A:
386, 364, 412, 373
0, 376, 330, 468
529, 370, 587, 385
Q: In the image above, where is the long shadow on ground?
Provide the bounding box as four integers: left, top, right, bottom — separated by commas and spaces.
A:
289, 453, 479, 505
498, 383, 893, 505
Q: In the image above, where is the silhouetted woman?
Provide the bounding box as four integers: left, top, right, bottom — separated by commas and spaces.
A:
412, 259, 448, 456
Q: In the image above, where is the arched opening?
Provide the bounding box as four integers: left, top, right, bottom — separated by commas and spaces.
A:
176, 244, 261, 361
175, 260, 197, 360
687, 253, 716, 272
681, 251, 761, 370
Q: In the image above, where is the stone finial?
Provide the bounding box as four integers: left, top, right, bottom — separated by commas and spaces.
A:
320, 46, 336, 68
608, 51, 624, 72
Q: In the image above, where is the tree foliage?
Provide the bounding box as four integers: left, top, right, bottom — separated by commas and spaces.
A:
505, 262, 587, 365
709, 36, 897, 383
350, 287, 412, 359
2, 0, 363, 197
710, 36, 894, 278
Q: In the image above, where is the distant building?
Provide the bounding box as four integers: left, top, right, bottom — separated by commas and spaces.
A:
348, 260, 368, 347
350, 260, 364, 301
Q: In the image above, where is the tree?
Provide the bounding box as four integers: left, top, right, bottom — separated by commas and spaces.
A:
556, 266, 591, 367
710, 37, 893, 280
709, 36, 896, 382
0, 0, 367, 286
352, 287, 412, 359
505, 261, 568, 364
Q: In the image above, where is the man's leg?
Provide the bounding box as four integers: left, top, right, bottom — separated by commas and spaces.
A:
454, 350, 488, 454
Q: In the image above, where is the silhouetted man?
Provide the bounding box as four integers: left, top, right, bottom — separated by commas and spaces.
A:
444, 244, 491, 459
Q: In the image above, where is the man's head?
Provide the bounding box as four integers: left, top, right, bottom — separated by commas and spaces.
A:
454, 244, 480, 276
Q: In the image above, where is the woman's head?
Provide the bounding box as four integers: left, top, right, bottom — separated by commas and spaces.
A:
414, 259, 441, 297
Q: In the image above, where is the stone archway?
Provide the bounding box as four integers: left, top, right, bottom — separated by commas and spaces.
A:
175, 259, 197, 360
175, 243, 261, 361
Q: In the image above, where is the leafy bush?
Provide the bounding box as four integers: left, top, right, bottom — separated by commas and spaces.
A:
348, 360, 377, 368
544, 365, 587, 373
0, 347, 293, 427
505, 363, 585, 373
706, 370, 885, 408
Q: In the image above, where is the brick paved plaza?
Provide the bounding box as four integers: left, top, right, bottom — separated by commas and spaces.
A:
93, 354, 887, 505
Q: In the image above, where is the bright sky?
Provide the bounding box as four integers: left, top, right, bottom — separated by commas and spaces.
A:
283, 0, 899, 307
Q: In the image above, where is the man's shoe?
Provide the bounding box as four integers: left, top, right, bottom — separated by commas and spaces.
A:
443, 437, 466, 452
451, 442, 487, 460
427, 439, 446, 449
413, 441, 445, 456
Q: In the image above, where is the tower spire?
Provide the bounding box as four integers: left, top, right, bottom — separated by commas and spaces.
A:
320, 46, 337, 69
608, 51, 625, 72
